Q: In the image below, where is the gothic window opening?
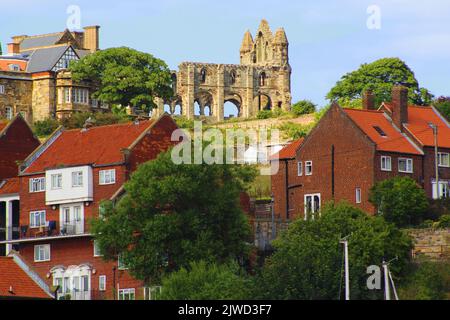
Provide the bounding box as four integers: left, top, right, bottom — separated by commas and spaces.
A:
259, 72, 266, 86
230, 71, 236, 85
200, 68, 207, 84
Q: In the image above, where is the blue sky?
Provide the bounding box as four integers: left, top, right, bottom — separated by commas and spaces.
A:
2, 0, 450, 107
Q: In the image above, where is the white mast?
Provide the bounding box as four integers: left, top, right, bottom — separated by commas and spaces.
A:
340, 236, 350, 300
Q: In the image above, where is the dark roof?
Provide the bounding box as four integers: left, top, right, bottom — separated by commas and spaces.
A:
19, 33, 63, 51
24, 45, 70, 73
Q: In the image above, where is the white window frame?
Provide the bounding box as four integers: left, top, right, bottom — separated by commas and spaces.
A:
304, 193, 321, 220
398, 158, 413, 173
5, 106, 13, 120
51, 173, 62, 189
34, 244, 50, 262
432, 181, 450, 199
380, 156, 392, 172
118, 255, 128, 270
99, 169, 116, 185
93, 240, 102, 257
29, 177, 46, 193
118, 288, 135, 300
99, 275, 106, 291
297, 161, 303, 176
355, 188, 362, 204
438, 152, 450, 168
0, 84, 5, 94
30, 210, 46, 228
143, 286, 162, 300
305, 161, 313, 176
72, 171, 83, 187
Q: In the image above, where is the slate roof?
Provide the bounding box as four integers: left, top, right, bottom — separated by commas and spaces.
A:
23, 45, 69, 73
19, 33, 63, 51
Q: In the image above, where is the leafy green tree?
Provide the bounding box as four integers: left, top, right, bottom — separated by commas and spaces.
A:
398, 259, 450, 300
91, 148, 257, 283
434, 96, 450, 120
33, 117, 60, 137
369, 177, 429, 227
70, 47, 173, 112
255, 202, 412, 300
60, 111, 130, 129
327, 58, 433, 106
291, 100, 316, 116
157, 261, 252, 300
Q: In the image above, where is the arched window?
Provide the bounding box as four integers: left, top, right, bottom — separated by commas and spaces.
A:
200, 68, 207, 83
230, 70, 236, 85
259, 72, 266, 86
171, 73, 177, 93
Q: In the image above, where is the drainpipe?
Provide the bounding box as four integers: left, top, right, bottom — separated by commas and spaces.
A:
284, 159, 289, 220
112, 266, 116, 300
331, 145, 335, 199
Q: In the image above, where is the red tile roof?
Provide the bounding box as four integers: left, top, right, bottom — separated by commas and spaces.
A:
344, 108, 422, 155
271, 138, 304, 160
405, 106, 450, 149
0, 122, 8, 133
0, 177, 20, 195
0, 257, 51, 299
23, 120, 154, 173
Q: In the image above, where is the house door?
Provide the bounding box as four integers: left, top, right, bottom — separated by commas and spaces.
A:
61, 205, 84, 234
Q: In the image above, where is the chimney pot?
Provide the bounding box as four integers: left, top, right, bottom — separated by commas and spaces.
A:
391, 85, 408, 131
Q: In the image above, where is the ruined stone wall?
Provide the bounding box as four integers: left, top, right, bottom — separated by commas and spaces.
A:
408, 228, 450, 260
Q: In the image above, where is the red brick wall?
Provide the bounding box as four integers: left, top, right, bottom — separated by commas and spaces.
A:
0, 117, 40, 180
374, 151, 424, 186
18, 237, 143, 300
422, 147, 450, 198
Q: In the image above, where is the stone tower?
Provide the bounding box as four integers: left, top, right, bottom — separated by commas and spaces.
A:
154, 19, 292, 122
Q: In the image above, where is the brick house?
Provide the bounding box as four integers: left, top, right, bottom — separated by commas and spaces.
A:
0, 114, 180, 300
271, 86, 450, 221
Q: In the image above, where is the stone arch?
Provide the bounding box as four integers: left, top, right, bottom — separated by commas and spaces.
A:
194, 90, 214, 117
224, 93, 242, 119
253, 93, 272, 111
164, 103, 172, 114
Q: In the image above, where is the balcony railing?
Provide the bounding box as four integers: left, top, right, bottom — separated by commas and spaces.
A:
57, 290, 106, 300
61, 221, 84, 235
18, 220, 86, 240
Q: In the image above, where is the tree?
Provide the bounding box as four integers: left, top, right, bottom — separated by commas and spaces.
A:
369, 177, 429, 227
91, 148, 257, 283
255, 202, 412, 300
33, 117, 60, 137
70, 47, 173, 112
291, 100, 316, 116
157, 261, 252, 300
434, 96, 450, 120
327, 58, 433, 106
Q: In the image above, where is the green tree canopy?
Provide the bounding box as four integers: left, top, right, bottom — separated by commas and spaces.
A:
157, 261, 252, 300
369, 177, 429, 227
256, 202, 412, 300
91, 148, 257, 284
291, 100, 317, 116
327, 58, 433, 107
434, 96, 450, 120
70, 47, 173, 112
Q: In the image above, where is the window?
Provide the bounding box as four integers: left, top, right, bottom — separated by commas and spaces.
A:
29, 177, 45, 193
64, 88, 71, 103
355, 188, 362, 204
297, 161, 303, 176
118, 288, 135, 300
52, 47, 79, 71
34, 244, 50, 262
5, 107, 13, 120
51, 173, 62, 189
70, 88, 89, 104
304, 194, 321, 220
8, 64, 20, 71
438, 153, 450, 167
143, 286, 162, 300
99, 169, 116, 185
72, 171, 83, 187
200, 68, 206, 83
259, 72, 266, 86
118, 255, 128, 270
432, 181, 450, 199
373, 126, 387, 137
381, 156, 392, 171
99, 275, 106, 291
93, 240, 102, 257
30, 211, 46, 228
305, 161, 313, 175
398, 158, 413, 173
0, 84, 4, 94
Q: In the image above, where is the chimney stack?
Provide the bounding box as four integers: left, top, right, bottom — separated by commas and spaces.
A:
362, 90, 375, 110
7, 43, 20, 55
83, 26, 100, 53
391, 85, 408, 131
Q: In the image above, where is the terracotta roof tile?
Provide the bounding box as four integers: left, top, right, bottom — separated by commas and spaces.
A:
0, 122, 8, 133
23, 120, 153, 173
405, 106, 450, 148
271, 138, 304, 160
0, 257, 51, 299
0, 177, 20, 195
344, 108, 422, 155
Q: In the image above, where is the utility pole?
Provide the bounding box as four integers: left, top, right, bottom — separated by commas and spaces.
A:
340, 236, 350, 300
382, 260, 390, 300
429, 123, 439, 199
270, 194, 276, 240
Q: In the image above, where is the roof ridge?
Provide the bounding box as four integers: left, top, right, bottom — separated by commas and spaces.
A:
19, 31, 64, 41
63, 119, 152, 132
343, 108, 382, 113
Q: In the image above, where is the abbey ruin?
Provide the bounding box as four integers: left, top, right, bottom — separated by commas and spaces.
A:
154, 19, 292, 122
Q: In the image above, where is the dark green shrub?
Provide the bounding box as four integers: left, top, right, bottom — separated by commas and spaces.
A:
256, 110, 273, 119
33, 117, 60, 137
291, 100, 316, 116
